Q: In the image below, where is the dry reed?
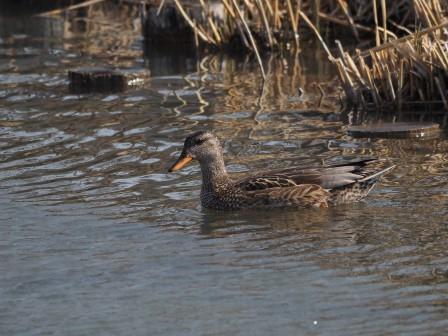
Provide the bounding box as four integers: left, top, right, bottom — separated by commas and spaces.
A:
148, 0, 448, 117
156, 0, 448, 49
333, 1, 448, 121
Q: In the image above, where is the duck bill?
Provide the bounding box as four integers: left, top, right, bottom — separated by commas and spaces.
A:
168, 153, 193, 172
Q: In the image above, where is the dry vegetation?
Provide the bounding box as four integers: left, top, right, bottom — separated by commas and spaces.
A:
152, 0, 448, 118
333, 0, 448, 121
336, 21, 448, 116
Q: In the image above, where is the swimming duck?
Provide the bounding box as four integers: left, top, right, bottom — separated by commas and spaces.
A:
168, 131, 395, 210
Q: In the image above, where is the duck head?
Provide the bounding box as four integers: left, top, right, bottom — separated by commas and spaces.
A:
168, 131, 223, 172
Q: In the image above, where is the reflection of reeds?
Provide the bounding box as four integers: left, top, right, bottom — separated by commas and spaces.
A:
193, 53, 338, 114
63, 2, 142, 65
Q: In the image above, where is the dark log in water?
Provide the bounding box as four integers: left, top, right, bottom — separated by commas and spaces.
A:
68, 67, 149, 93
348, 122, 441, 139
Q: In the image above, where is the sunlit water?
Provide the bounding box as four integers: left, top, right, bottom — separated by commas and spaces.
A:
1, 4, 448, 336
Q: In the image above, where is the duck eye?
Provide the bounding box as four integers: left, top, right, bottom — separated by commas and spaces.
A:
194, 138, 206, 146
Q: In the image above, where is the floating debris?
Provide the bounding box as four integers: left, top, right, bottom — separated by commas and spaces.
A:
348, 122, 441, 139
68, 67, 150, 93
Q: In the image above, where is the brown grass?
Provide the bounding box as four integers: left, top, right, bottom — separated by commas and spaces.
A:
333, 1, 448, 123
151, 0, 448, 117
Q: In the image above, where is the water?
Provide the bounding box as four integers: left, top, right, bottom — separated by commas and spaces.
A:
1, 4, 448, 335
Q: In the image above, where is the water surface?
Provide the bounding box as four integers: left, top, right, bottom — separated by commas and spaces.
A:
1, 4, 448, 335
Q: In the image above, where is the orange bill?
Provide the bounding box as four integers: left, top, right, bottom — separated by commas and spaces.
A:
168, 154, 193, 172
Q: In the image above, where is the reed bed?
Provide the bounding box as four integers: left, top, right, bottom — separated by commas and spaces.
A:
158, 0, 447, 49
149, 0, 448, 117
318, 0, 447, 41
333, 12, 448, 122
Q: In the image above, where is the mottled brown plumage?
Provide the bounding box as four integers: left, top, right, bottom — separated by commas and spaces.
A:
168, 131, 395, 210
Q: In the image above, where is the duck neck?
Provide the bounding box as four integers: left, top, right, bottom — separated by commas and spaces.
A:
199, 154, 230, 193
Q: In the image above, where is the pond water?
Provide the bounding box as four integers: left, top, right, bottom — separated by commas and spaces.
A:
1, 3, 448, 336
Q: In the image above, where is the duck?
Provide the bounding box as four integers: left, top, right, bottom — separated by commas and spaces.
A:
168, 131, 395, 210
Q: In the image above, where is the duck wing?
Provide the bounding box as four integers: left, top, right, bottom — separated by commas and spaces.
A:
246, 184, 330, 208
236, 159, 380, 191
